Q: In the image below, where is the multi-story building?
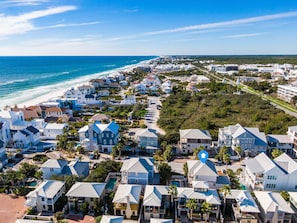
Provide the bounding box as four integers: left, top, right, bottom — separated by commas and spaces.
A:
254, 191, 294, 223
143, 185, 170, 220
66, 182, 106, 212
244, 153, 297, 191
112, 184, 142, 219
25, 180, 65, 213
218, 123, 267, 156
12, 125, 40, 150
179, 129, 212, 154
177, 185, 221, 220
41, 159, 89, 180
287, 126, 297, 157
0, 120, 11, 147
136, 128, 158, 154
277, 84, 297, 103
266, 134, 294, 156
187, 160, 230, 189
121, 157, 156, 185
43, 123, 67, 140
226, 190, 260, 223
78, 121, 120, 153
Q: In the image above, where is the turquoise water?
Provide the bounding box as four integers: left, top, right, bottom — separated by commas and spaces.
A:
0, 56, 156, 108
26, 180, 37, 187
240, 184, 247, 190
106, 178, 117, 190
172, 181, 180, 187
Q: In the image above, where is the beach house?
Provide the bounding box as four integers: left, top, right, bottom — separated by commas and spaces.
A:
254, 191, 294, 223
226, 190, 260, 223
143, 185, 170, 220
266, 134, 294, 156
45, 107, 63, 118
25, 180, 65, 213
287, 125, 297, 157
41, 159, 89, 179
288, 192, 297, 217
187, 160, 230, 189
12, 125, 40, 150
244, 153, 297, 191
179, 129, 212, 154
43, 123, 67, 140
218, 123, 267, 156
66, 182, 106, 212
0, 120, 11, 146
0, 109, 26, 130
78, 121, 120, 153
136, 128, 159, 154
176, 186, 221, 220
121, 157, 156, 185
161, 80, 173, 94
112, 184, 142, 219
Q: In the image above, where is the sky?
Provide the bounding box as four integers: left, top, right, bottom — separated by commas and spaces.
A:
1, 0, 297, 56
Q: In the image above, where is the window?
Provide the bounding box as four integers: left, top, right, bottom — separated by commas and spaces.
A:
50, 168, 54, 172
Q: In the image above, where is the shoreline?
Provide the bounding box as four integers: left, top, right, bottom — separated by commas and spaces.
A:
1, 58, 156, 109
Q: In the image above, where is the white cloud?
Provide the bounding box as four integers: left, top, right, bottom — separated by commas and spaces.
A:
224, 33, 266, 39
107, 11, 297, 41
0, 0, 49, 7
0, 6, 77, 37
123, 9, 139, 13
36, 21, 102, 30
144, 11, 297, 35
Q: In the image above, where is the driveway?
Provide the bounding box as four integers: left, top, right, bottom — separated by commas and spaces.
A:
145, 96, 165, 135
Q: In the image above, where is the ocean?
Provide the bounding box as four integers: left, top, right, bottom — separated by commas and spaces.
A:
0, 56, 155, 108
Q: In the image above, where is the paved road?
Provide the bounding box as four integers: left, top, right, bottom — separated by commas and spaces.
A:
144, 96, 166, 135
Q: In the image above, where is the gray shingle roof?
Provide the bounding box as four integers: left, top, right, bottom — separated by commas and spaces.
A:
66, 182, 106, 198
254, 191, 294, 214
180, 129, 211, 140
112, 184, 142, 204
41, 159, 67, 169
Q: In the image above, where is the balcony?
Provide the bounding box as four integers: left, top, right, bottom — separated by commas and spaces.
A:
114, 203, 127, 210
232, 204, 257, 220
144, 207, 165, 214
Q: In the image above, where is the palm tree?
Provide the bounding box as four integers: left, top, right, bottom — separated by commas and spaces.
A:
200, 201, 212, 222
193, 146, 204, 160
186, 198, 198, 220
168, 185, 177, 207
220, 185, 231, 216
234, 146, 242, 160
223, 153, 230, 171
183, 162, 188, 177
271, 148, 283, 158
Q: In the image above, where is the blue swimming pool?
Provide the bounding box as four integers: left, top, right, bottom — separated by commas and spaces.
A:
106, 178, 117, 190
240, 184, 247, 190
171, 181, 180, 187
25, 180, 37, 187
